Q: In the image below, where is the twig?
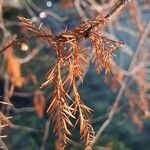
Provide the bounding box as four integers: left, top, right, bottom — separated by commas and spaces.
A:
0, 34, 54, 54
12, 91, 35, 97
13, 125, 38, 133
74, 0, 88, 20
0, 101, 13, 106
12, 107, 35, 113
40, 120, 51, 150
91, 82, 127, 145
19, 45, 43, 64
104, 0, 132, 19
0, 138, 8, 150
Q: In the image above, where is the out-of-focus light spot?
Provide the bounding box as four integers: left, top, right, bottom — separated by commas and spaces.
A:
39, 12, 47, 18
21, 43, 29, 51
46, 1, 52, 7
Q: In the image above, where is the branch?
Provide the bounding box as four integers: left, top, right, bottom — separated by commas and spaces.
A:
40, 120, 51, 150
13, 125, 38, 133
104, 0, 132, 19
0, 34, 53, 54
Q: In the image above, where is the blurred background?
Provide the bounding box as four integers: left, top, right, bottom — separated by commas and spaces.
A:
0, 0, 150, 149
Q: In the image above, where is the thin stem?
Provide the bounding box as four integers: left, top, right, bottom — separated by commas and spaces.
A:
104, 0, 132, 19
40, 120, 51, 150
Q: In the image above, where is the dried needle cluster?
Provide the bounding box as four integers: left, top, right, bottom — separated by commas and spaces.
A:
16, 15, 122, 149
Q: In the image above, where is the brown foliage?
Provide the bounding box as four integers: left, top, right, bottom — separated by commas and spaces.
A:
1, 1, 126, 148
4, 42, 23, 87
33, 90, 45, 118
0, 14, 122, 149
20, 14, 121, 149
